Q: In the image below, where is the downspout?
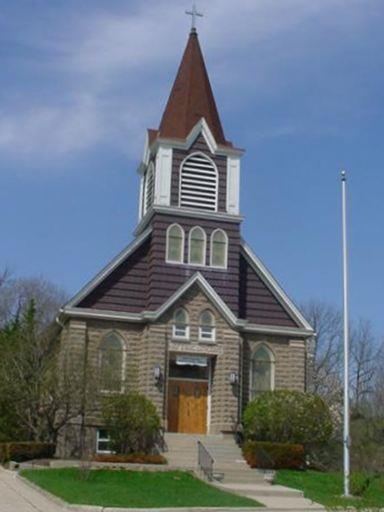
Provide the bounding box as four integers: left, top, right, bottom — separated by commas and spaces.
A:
79, 328, 90, 459
238, 335, 244, 434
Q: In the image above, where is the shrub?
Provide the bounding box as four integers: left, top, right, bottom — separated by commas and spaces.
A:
93, 453, 167, 464
350, 472, 379, 497
102, 392, 160, 455
243, 390, 332, 449
307, 439, 342, 471
0, 442, 55, 463
243, 441, 305, 470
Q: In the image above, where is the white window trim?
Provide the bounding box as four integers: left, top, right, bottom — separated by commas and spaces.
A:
210, 228, 228, 269
198, 325, 216, 343
172, 308, 190, 341
249, 343, 275, 399
99, 331, 126, 394
179, 152, 218, 212
198, 310, 216, 343
188, 226, 207, 267
166, 223, 185, 264
96, 429, 111, 454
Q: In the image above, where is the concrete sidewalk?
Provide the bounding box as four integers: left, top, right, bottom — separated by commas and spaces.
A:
0, 467, 64, 512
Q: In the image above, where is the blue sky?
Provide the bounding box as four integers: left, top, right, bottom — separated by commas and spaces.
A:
1, 0, 383, 334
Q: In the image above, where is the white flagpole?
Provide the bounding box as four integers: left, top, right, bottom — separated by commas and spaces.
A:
341, 170, 350, 497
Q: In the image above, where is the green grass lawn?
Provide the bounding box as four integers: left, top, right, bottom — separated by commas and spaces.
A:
276, 469, 384, 510
21, 468, 261, 508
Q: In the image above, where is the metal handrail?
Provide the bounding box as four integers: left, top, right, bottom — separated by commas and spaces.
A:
197, 440, 214, 481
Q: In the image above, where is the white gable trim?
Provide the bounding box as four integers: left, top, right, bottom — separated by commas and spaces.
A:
186, 118, 217, 154
154, 119, 244, 158
62, 272, 238, 328
64, 227, 152, 308
241, 241, 314, 333
154, 272, 238, 326
243, 323, 312, 337
61, 305, 311, 337
62, 307, 144, 323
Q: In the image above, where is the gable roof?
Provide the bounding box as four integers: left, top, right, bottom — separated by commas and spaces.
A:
61, 229, 313, 337
64, 227, 152, 309
240, 241, 313, 332
158, 30, 229, 147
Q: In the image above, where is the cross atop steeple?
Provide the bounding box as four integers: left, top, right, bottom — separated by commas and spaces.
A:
185, 3, 203, 32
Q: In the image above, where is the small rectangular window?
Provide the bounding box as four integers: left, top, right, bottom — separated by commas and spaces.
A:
96, 429, 111, 454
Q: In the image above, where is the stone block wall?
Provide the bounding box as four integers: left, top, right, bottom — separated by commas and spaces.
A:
57, 291, 308, 458
242, 334, 306, 413
56, 318, 145, 458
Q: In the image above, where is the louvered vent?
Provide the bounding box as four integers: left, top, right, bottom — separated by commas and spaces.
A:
180, 154, 218, 211
144, 165, 154, 213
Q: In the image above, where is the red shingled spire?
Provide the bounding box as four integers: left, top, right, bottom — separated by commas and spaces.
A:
158, 29, 228, 146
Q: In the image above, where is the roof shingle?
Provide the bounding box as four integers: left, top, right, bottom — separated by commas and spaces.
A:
158, 30, 229, 146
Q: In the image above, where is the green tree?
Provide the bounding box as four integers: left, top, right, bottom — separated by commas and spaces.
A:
0, 300, 83, 443
102, 392, 160, 454
243, 390, 333, 449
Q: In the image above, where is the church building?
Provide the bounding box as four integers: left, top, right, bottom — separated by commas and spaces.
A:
57, 25, 313, 457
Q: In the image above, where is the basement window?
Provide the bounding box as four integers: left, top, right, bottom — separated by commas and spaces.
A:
96, 429, 111, 454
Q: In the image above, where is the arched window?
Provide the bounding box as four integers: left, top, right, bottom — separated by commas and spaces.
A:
189, 226, 206, 265
99, 332, 124, 392
250, 345, 275, 398
143, 163, 154, 215
199, 310, 216, 342
179, 153, 218, 211
210, 229, 228, 268
173, 308, 189, 339
166, 224, 184, 263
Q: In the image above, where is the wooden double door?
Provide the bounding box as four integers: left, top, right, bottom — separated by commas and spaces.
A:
167, 379, 208, 434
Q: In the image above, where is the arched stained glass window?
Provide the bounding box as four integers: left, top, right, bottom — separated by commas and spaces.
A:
99, 333, 124, 392
199, 310, 216, 342
211, 229, 228, 268
250, 345, 274, 398
166, 224, 184, 263
189, 226, 206, 265
173, 308, 189, 339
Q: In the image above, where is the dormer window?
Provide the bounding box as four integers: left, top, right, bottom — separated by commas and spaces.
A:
180, 153, 218, 211
143, 163, 154, 215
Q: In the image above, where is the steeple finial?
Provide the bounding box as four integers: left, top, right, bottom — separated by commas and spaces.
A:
185, 3, 203, 32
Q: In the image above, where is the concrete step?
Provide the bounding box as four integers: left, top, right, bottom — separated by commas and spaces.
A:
219, 483, 304, 498
212, 462, 250, 471
220, 475, 265, 484
251, 495, 324, 510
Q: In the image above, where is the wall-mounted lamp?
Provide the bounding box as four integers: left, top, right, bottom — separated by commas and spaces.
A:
229, 371, 238, 385
154, 364, 162, 382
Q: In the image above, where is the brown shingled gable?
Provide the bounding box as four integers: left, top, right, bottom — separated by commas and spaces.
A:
158, 29, 229, 146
